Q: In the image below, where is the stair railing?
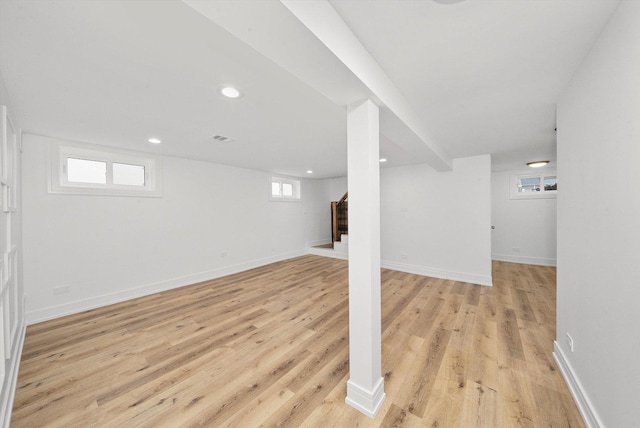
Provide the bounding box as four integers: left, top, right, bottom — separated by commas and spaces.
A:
331, 192, 348, 243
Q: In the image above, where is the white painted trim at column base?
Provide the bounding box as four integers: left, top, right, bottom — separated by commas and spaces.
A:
345, 377, 386, 418
553, 341, 602, 428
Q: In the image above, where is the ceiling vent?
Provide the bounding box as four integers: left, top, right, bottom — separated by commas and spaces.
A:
210, 135, 236, 143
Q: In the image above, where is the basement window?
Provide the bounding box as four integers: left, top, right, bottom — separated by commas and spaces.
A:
67, 158, 107, 184
49, 143, 161, 197
270, 177, 300, 201
510, 172, 557, 199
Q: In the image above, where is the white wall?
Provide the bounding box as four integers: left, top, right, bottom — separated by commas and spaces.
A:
380, 155, 492, 285
22, 134, 330, 323
556, 2, 640, 426
491, 170, 557, 266
328, 176, 348, 202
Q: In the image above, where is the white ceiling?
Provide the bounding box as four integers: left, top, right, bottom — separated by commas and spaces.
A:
0, 0, 620, 177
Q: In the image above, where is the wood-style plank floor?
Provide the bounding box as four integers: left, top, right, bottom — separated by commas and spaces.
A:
12, 256, 584, 427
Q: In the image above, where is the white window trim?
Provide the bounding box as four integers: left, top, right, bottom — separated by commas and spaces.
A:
48, 142, 162, 197
510, 171, 557, 200
270, 176, 301, 202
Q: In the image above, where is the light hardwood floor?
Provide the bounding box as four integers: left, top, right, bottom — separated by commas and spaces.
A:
12, 256, 584, 427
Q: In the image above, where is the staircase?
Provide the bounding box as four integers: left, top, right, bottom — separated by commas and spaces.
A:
333, 234, 349, 254
309, 234, 348, 260
309, 192, 349, 260
331, 192, 348, 244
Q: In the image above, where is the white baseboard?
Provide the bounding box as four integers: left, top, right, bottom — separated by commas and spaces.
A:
26, 249, 307, 325
553, 341, 602, 428
1, 297, 27, 427
492, 253, 557, 267
345, 377, 386, 418
381, 260, 493, 287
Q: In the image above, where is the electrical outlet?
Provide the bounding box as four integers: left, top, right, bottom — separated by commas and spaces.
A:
53, 285, 70, 295
220, 251, 227, 258
512, 247, 521, 253
566, 333, 574, 352
400, 253, 408, 261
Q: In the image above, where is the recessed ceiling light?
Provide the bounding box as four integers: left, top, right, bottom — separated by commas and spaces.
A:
527, 160, 549, 168
148, 138, 162, 144
306, 170, 313, 174
379, 158, 388, 163
220, 86, 241, 99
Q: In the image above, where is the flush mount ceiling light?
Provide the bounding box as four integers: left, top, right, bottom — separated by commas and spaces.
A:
148, 138, 162, 144
306, 170, 313, 174
379, 158, 388, 163
219, 86, 241, 99
527, 160, 550, 168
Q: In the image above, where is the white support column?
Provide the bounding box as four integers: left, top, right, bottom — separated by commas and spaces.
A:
345, 99, 385, 418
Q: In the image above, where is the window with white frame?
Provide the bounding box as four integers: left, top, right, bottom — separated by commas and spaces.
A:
270, 176, 301, 201
49, 143, 162, 197
510, 172, 557, 199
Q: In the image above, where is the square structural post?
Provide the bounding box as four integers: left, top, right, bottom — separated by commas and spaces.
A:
345, 99, 385, 418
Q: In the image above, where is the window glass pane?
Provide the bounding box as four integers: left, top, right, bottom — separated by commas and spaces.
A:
544, 176, 557, 191
113, 162, 145, 186
67, 158, 106, 184
518, 177, 541, 193
271, 182, 281, 197
282, 182, 293, 197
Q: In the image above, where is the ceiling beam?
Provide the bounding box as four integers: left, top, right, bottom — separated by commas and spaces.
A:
280, 0, 452, 172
